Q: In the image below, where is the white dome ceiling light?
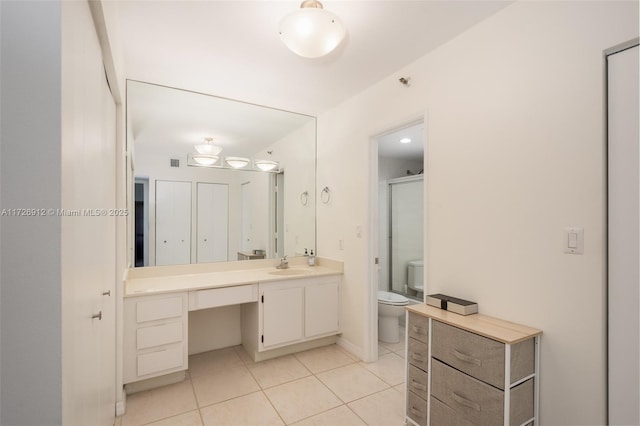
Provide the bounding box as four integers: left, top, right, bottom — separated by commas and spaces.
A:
194, 137, 223, 156
278, 0, 346, 59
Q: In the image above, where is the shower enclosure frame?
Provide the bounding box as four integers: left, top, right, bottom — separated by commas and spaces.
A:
386, 174, 424, 299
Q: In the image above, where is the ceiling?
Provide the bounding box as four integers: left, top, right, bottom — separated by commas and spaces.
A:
105, 0, 512, 117
128, 81, 314, 157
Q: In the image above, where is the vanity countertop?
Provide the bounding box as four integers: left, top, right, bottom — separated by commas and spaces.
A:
125, 258, 343, 297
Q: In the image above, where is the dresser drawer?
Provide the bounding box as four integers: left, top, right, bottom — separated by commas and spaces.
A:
432, 320, 535, 389
407, 365, 428, 399
136, 321, 183, 350
137, 345, 184, 377
406, 389, 427, 426
408, 338, 429, 371
188, 284, 258, 311
136, 296, 184, 323
430, 397, 476, 426
431, 359, 534, 426
408, 312, 429, 343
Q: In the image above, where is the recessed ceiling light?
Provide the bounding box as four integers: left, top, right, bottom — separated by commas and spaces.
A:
400, 138, 412, 144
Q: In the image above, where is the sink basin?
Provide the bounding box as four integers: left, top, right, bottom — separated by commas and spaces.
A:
268, 268, 313, 276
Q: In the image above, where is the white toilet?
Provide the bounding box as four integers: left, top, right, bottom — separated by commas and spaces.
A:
407, 259, 424, 297
377, 290, 409, 343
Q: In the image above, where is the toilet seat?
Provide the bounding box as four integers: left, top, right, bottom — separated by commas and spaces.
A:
378, 290, 409, 306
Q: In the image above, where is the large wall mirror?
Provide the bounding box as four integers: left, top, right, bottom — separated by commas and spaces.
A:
128, 81, 316, 267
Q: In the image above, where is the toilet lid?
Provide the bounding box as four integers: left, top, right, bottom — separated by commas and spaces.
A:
378, 291, 409, 305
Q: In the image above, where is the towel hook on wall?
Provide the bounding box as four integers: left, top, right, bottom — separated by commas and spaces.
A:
321, 186, 331, 204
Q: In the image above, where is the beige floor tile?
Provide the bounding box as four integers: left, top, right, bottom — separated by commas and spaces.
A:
264, 376, 342, 424
316, 363, 389, 403
234, 345, 255, 365
145, 410, 203, 426
121, 379, 197, 426
294, 345, 356, 374
291, 405, 366, 426
360, 352, 406, 386
189, 347, 245, 378
247, 354, 311, 389
393, 383, 405, 394
191, 365, 260, 407
200, 391, 284, 426
379, 339, 405, 354
347, 388, 406, 426
377, 343, 391, 357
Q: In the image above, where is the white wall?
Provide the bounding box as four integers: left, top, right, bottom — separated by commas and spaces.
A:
0, 2, 63, 424
317, 1, 639, 424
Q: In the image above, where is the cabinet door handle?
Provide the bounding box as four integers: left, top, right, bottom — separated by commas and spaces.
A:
452, 349, 482, 366
102, 290, 111, 296
92, 311, 102, 321
452, 392, 481, 412
410, 379, 427, 391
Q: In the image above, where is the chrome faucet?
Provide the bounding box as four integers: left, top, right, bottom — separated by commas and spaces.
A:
276, 255, 289, 269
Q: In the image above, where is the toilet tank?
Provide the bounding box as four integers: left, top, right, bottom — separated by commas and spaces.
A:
407, 260, 424, 288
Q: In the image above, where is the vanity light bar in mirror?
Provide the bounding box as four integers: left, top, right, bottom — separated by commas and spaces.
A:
187, 153, 280, 172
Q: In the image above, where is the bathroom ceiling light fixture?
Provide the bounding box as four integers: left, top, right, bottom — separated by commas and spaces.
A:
225, 157, 250, 169
254, 160, 279, 172
278, 0, 346, 58
400, 138, 412, 144
194, 137, 223, 156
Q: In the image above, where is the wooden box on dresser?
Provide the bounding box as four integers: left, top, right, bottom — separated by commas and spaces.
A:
405, 305, 542, 426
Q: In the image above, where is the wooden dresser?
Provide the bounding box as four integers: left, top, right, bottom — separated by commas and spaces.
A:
405, 304, 542, 426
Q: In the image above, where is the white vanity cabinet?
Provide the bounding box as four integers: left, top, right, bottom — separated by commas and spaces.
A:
242, 275, 341, 355
123, 292, 189, 384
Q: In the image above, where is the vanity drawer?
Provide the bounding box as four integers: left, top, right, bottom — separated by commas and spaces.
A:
407, 365, 428, 399
406, 389, 428, 426
432, 320, 535, 389
431, 359, 534, 426
137, 321, 183, 350
188, 284, 258, 311
136, 296, 184, 323
137, 345, 184, 377
408, 312, 429, 344
407, 338, 429, 371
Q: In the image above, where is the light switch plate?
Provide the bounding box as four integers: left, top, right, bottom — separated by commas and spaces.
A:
563, 227, 584, 254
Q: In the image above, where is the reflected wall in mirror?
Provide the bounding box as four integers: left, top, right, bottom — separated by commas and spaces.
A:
128, 81, 316, 267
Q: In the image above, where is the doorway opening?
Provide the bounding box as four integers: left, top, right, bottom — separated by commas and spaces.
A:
367, 118, 425, 362
376, 122, 425, 301
134, 178, 149, 267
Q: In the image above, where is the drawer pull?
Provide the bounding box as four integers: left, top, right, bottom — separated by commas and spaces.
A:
411, 352, 426, 363
452, 349, 482, 366
410, 406, 425, 417
451, 392, 481, 412
410, 379, 427, 391
412, 325, 427, 335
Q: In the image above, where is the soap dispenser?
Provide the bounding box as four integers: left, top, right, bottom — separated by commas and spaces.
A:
308, 250, 315, 266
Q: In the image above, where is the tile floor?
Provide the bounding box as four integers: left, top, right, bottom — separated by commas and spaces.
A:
116, 332, 406, 426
